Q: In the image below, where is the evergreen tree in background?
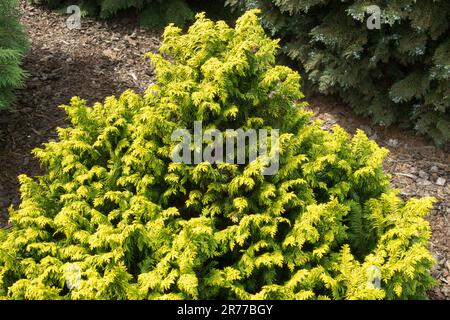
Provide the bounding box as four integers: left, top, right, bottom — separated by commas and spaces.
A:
30, 0, 230, 29
0, 11, 435, 299
226, 0, 450, 146
0, 0, 28, 110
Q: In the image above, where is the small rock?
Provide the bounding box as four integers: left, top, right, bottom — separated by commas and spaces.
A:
417, 179, 432, 186
407, 166, 418, 174
430, 165, 439, 173
436, 177, 447, 186
386, 138, 399, 147
418, 170, 429, 179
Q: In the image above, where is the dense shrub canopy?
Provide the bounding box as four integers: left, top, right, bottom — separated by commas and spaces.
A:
227, 0, 450, 146
0, 11, 435, 299
0, 0, 28, 110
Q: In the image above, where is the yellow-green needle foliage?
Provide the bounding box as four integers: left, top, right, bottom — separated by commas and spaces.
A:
0, 11, 435, 300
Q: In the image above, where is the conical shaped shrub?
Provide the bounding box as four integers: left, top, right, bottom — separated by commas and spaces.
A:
0, 11, 435, 300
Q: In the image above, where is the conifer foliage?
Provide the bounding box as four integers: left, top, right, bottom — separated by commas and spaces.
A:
30, 0, 196, 29
0, 11, 436, 299
226, 1, 450, 146
0, 0, 28, 110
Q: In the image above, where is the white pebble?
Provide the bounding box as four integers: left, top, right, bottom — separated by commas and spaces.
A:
436, 177, 446, 186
